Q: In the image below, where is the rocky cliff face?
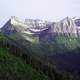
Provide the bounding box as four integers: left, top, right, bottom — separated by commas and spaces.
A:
25, 19, 50, 29
1, 16, 80, 43
72, 17, 80, 36
52, 17, 77, 37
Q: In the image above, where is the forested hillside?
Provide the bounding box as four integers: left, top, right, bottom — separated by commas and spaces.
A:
0, 33, 49, 80
0, 33, 80, 80
0, 49, 49, 80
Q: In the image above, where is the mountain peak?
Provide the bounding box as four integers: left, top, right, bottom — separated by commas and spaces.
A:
1, 16, 80, 43
73, 16, 80, 20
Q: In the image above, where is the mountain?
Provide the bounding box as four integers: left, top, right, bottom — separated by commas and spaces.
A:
52, 17, 77, 37
0, 34, 49, 80
1, 16, 51, 43
1, 16, 80, 54
1, 16, 80, 55
1, 16, 80, 43
1, 30, 80, 80
72, 16, 80, 36
1, 16, 80, 71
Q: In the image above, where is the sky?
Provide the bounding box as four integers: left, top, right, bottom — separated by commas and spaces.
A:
0, 0, 80, 27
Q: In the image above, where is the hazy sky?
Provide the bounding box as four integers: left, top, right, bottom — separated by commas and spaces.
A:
0, 0, 80, 27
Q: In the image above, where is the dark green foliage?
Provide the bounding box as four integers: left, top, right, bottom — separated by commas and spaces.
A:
1, 33, 80, 80
33, 35, 80, 56
0, 48, 49, 80
55, 36, 80, 50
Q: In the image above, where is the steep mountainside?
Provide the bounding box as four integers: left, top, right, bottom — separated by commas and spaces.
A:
0, 33, 49, 80
1, 16, 79, 39
52, 17, 77, 37
1, 29, 80, 80
1, 16, 80, 57
1, 16, 80, 73
0, 48, 49, 80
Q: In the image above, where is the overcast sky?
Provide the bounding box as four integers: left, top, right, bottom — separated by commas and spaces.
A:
0, 0, 80, 27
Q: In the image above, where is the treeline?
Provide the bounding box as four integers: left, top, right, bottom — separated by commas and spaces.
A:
0, 33, 80, 80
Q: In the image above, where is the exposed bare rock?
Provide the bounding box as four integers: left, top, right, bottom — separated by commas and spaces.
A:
52, 17, 77, 37
1, 16, 80, 43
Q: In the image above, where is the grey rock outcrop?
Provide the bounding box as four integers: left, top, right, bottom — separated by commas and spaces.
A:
51, 17, 77, 37
1, 16, 80, 43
